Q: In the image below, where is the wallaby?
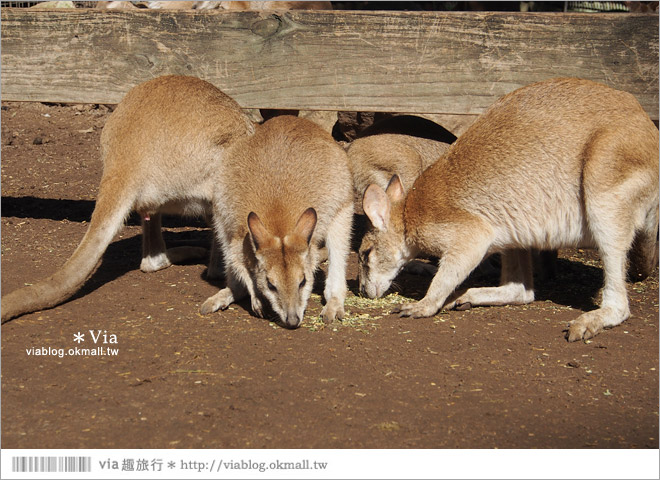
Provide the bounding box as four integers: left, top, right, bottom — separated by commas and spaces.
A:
347, 132, 451, 276
350, 126, 557, 281
359, 78, 659, 342
1, 75, 254, 322
200, 115, 353, 328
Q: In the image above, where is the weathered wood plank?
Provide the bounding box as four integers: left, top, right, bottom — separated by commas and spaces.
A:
1, 9, 658, 118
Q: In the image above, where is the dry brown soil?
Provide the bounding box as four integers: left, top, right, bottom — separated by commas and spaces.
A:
1, 101, 658, 449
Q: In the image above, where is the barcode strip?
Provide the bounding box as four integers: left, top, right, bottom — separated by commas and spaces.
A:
12, 456, 91, 473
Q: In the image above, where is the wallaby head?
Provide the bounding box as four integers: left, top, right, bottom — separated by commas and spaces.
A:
359, 175, 416, 298
247, 208, 318, 328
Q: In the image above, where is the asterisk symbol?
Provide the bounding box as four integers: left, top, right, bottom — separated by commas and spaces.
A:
73, 332, 85, 343
167, 462, 176, 469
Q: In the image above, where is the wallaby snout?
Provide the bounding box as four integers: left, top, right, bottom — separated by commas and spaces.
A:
282, 311, 303, 329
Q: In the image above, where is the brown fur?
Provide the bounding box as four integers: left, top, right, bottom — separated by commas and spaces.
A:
1, 75, 254, 322
347, 133, 451, 214
201, 115, 353, 328
360, 78, 658, 342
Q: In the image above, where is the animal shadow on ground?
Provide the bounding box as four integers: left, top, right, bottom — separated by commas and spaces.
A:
2, 196, 605, 321
1, 196, 214, 323
2, 196, 207, 228
369, 253, 603, 314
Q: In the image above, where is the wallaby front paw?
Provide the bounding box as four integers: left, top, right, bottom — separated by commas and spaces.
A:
200, 288, 234, 315
396, 299, 438, 318
251, 296, 264, 318
321, 297, 345, 324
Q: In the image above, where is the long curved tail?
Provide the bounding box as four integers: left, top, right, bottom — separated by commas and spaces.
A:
1, 177, 134, 322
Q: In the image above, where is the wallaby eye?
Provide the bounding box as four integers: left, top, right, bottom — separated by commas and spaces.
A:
267, 279, 277, 292
299, 277, 306, 289
361, 247, 373, 261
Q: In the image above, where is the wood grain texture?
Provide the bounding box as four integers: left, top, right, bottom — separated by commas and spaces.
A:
1, 9, 658, 118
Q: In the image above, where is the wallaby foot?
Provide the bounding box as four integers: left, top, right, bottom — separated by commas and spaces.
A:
200, 287, 235, 315
200, 268, 263, 317
447, 250, 535, 308
321, 296, 345, 324
567, 306, 629, 342
395, 297, 441, 318
447, 282, 535, 309
140, 252, 172, 273
140, 246, 207, 273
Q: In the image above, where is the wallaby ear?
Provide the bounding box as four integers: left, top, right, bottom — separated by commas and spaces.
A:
247, 212, 271, 251
294, 208, 317, 245
363, 184, 390, 231
385, 174, 405, 202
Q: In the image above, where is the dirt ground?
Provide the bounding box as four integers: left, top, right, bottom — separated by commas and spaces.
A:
1, 101, 658, 450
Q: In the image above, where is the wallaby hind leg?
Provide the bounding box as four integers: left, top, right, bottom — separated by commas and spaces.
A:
140, 213, 206, 273
567, 245, 630, 342
568, 146, 638, 341
446, 249, 534, 309
321, 204, 353, 324
398, 215, 495, 318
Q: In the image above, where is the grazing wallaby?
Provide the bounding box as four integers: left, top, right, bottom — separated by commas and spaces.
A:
1, 75, 254, 322
200, 115, 353, 328
358, 78, 658, 341
347, 132, 451, 276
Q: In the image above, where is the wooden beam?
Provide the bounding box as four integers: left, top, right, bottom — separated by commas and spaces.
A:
1, 9, 658, 118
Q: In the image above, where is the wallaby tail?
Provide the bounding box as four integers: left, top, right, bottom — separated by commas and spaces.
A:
628, 203, 659, 282
1, 177, 134, 322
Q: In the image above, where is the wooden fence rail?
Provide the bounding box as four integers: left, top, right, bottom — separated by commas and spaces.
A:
1, 8, 658, 119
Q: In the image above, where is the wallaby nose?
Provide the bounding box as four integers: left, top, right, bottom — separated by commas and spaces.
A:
283, 312, 302, 329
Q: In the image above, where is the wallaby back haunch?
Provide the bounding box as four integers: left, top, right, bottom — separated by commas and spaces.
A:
1, 75, 254, 322
359, 78, 658, 342
201, 115, 353, 328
